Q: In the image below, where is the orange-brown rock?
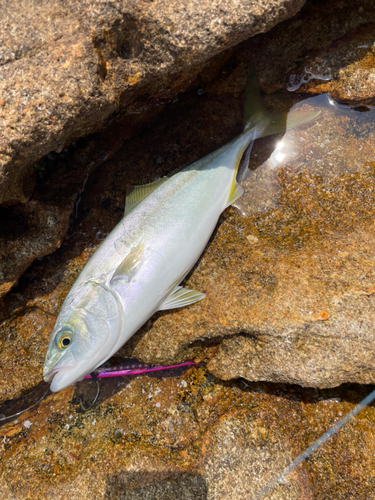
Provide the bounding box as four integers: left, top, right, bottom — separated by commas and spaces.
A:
253, 0, 375, 101
1, 368, 374, 499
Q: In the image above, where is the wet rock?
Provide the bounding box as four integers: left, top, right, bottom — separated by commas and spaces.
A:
0, 201, 69, 296
287, 23, 375, 103
1, 369, 374, 499
0, 132, 120, 298
127, 95, 375, 389
204, 99, 375, 388
2, 1, 375, 498
1, 0, 375, 392
253, 0, 375, 101
2, 26, 375, 407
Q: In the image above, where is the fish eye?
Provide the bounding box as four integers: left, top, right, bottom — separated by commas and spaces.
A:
56, 331, 73, 350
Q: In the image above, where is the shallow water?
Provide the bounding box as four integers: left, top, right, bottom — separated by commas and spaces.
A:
236, 93, 375, 216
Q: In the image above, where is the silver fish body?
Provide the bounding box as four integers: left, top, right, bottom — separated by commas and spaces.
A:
44, 128, 256, 391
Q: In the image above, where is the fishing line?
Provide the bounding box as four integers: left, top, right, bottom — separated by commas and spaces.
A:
0, 386, 50, 422
251, 388, 375, 500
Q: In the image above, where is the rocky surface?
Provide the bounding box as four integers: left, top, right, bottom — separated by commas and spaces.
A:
205, 97, 375, 388
2, 0, 375, 497
286, 23, 375, 102
253, 0, 375, 102
1, 367, 375, 499
0, 0, 308, 297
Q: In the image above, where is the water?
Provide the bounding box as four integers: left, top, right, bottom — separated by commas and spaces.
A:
236, 93, 375, 217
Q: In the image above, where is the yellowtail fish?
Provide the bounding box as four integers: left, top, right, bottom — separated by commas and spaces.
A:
43, 77, 319, 391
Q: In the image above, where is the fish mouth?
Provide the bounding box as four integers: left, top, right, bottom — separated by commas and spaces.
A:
49, 368, 76, 392
43, 350, 76, 383
44, 365, 75, 390
44, 350, 98, 392
43, 367, 59, 383
48, 363, 97, 392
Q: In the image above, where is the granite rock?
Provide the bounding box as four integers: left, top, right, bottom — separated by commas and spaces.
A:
0, 0, 307, 205
287, 23, 375, 103
1, 368, 375, 499
120, 89, 375, 389
1, 2, 375, 496
253, 0, 375, 100
1, 28, 375, 408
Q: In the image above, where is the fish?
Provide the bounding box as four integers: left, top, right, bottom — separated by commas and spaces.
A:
43, 76, 320, 392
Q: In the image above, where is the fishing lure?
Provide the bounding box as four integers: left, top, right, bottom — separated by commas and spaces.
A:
83, 360, 198, 379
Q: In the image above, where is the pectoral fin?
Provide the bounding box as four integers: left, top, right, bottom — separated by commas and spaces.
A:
158, 286, 206, 311
111, 243, 144, 282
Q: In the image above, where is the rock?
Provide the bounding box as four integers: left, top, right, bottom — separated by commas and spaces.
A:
204, 97, 375, 388
287, 24, 375, 103
1, 367, 375, 499
118, 89, 375, 389
0, 131, 126, 298
253, 0, 375, 99
0, 0, 306, 206
0, 201, 69, 297
2, 1, 375, 496
0, 0, 307, 299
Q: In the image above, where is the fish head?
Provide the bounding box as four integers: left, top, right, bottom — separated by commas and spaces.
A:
43, 280, 123, 392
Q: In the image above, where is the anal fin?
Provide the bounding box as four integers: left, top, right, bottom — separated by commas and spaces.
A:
158, 286, 206, 311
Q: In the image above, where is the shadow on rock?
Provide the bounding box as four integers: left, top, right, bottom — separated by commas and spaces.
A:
105, 472, 208, 500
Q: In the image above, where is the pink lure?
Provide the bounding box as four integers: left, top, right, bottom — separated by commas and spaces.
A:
83, 361, 198, 379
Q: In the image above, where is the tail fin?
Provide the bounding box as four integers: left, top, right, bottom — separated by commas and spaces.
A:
236, 71, 321, 187
242, 71, 321, 137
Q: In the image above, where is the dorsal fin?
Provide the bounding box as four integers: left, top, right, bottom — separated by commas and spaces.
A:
125, 178, 168, 215
124, 157, 196, 216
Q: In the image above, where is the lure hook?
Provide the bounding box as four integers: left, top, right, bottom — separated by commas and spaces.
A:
79, 372, 100, 412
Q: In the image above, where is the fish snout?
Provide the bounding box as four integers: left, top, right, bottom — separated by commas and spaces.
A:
43, 350, 76, 382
